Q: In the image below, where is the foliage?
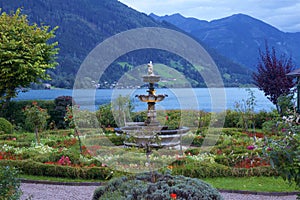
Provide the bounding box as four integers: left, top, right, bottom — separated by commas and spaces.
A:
23, 102, 50, 144
234, 88, 256, 131
0, 117, 13, 134
263, 110, 300, 189
96, 103, 116, 128
0, 166, 22, 200
64, 105, 89, 153
252, 44, 295, 113
65, 105, 99, 129
111, 95, 134, 127
261, 111, 284, 135
92, 171, 223, 200
253, 110, 276, 130
0, 8, 58, 102
0, 100, 55, 130
277, 94, 296, 116
53, 96, 74, 129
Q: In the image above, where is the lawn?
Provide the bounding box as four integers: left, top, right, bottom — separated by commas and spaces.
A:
203, 176, 298, 192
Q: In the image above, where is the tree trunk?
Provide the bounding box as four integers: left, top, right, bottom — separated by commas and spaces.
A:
35, 127, 40, 144
276, 104, 281, 115
75, 128, 82, 153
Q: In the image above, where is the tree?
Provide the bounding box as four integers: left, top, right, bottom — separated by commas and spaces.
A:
112, 95, 134, 127
252, 43, 295, 113
0, 8, 59, 103
23, 102, 50, 144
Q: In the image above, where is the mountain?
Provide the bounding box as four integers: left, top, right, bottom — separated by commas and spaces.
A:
0, 0, 251, 88
151, 13, 300, 71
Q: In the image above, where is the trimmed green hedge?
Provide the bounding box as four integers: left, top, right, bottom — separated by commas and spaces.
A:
170, 161, 277, 178
0, 160, 113, 180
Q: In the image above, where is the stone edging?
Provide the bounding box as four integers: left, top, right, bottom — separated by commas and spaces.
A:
20, 179, 103, 186
20, 179, 299, 196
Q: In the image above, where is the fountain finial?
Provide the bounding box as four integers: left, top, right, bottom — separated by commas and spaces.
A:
147, 61, 154, 75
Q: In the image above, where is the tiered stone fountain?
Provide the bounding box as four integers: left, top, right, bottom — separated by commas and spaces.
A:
119, 61, 189, 148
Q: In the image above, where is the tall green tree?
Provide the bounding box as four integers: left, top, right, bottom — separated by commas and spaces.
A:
252, 43, 295, 113
0, 8, 59, 103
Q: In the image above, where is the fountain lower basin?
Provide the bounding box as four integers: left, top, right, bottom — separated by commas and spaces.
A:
116, 123, 189, 147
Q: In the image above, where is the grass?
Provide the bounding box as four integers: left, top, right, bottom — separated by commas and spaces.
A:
203, 176, 299, 192
19, 174, 299, 193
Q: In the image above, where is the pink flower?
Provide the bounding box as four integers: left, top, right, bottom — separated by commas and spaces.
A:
12, 138, 16, 141
58, 155, 71, 165
247, 145, 255, 150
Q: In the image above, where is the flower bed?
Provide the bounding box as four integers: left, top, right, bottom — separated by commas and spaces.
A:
0, 127, 281, 180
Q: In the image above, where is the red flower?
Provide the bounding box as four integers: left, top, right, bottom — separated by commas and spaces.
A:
170, 193, 177, 199
68, 115, 73, 119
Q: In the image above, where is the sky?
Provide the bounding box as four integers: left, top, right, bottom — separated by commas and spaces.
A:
118, 0, 300, 33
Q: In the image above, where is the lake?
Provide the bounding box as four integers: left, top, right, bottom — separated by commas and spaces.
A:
13, 88, 275, 112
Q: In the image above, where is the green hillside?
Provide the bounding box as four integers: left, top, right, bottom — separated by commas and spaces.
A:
0, 0, 252, 88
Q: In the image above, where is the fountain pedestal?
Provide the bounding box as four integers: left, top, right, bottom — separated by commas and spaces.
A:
136, 75, 167, 126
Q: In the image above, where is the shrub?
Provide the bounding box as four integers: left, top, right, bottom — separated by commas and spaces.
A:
96, 103, 116, 128
223, 110, 240, 128
264, 113, 300, 189
0, 166, 22, 200
0, 117, 13, 134
0, 100, 55, 130
92, 171, 223, 200
66, 107, 99, 129
254, 110, 274, 129
52, 96, 75, 129
132, 111, 147, 123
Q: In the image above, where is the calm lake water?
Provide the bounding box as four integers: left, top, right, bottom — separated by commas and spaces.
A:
13, 88, 275, 112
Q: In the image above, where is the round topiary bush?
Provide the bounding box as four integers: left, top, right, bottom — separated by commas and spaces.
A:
0, 117, 13, 134
92, 171, 223, 200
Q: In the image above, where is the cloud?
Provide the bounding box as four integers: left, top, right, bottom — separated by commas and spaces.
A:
119, 0, 300, 32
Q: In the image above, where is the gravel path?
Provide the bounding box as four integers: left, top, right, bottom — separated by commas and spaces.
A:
20, 183, 298, 200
